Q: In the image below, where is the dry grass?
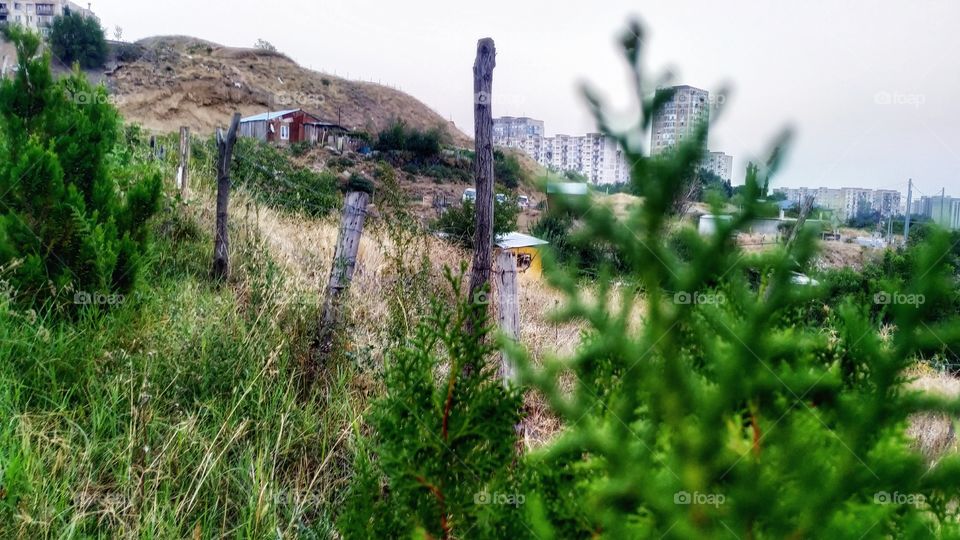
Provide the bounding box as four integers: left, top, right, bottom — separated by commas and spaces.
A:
906, 365, 960, 462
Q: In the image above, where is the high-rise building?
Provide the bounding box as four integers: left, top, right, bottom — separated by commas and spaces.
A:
492, 117, 630, 185
650, 85, 710, 156
871, 190, 901, 219
701, 151, 733, 182
493, 116, 544, 141
0, 1, 98, 36
842, 188, 874, 220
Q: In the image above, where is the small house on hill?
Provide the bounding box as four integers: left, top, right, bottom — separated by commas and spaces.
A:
496, 232, 549, 277
239, 108, 354, 149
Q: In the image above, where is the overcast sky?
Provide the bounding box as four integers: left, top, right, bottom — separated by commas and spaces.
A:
93, 0, 959, 195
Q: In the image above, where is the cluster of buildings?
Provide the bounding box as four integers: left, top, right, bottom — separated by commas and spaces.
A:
492, 116, 631, 185
773, 187, 959, 229
772, 187, 903, 221
493, 85, 733, 186
0, 1, 98, 35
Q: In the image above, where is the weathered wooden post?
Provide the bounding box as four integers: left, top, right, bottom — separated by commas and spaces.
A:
212, 113, 241, 281
467, 37, 496, 333
319, 187, 371, 338
177, 126, 191, 200
495, 249, 520, 385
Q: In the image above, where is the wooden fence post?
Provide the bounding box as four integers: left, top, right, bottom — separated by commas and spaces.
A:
320, 190, 371, 331
212, 113, 241, 281
495, 249, 520, 385
177, 126, 191, 200
467, 37, 496, 334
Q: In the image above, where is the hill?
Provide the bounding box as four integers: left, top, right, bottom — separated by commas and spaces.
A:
105, 36, 470, 145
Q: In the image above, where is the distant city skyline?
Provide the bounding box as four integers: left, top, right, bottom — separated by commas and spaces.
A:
77, 0, 960, 195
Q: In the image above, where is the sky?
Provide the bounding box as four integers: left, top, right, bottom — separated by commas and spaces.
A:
90, 0, 960, 196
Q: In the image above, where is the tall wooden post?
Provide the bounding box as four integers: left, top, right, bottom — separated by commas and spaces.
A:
318, 190, 371, 350
495, 249, 520, 385
467, 37, 496, 333
212, 113, 241, 281
177, 126, 191, 200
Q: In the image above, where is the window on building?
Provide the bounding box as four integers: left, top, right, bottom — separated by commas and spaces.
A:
280, 125, 290, 140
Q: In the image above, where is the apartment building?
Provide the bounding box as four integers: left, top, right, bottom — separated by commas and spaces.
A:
772, 186, 902, 221
0, 1, 97, 36
493, 117, 630, 185
921, 196, 960, 230
493, 116, 544, 141
871, 189, 901, 219
701, 151, 733, 182
650, 85, 710, 156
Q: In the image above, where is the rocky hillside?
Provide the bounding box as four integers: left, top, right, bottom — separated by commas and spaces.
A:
105, 36, 470, 145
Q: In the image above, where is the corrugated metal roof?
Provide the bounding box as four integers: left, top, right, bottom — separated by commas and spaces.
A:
240, 109, 300, 122
495, 232, 549, 249
546, 182, 588, 195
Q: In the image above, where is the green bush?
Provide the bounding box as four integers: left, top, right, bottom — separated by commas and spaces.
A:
493, 149, 524, 189
0, 27, 161, 309
375, 120, 442, 161
229, 137, 340, 217
433, 197, 519, 248
530, 212, 627, 276
114, 42, 144, 63
339, 272, 524, 538
344, 19, 960, 539
49, 13, 107, 69
287, 140, 312, 157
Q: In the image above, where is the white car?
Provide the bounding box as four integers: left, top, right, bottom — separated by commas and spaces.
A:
462, 188, 476, 203
518, 195, 530, 209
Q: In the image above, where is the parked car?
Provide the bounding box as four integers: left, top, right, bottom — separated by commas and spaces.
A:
518, 195, 530, 209
462, 188, 476, 203
495, 193, 507, 204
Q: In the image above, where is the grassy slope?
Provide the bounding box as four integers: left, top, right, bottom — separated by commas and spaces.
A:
2, 124, 954, 537
0, 162, 363, 538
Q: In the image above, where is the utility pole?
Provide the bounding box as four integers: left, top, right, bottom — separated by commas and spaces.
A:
903, 178, 913, 244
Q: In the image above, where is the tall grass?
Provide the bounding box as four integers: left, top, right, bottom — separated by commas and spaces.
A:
0, 146, 363, 539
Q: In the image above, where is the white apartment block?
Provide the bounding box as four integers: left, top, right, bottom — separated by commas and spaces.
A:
871, 189, 901, 219
493, 116, 544, 141
842, 188, 873, 220
701, 151, 733, 182
493, 117, 630, 185
651, 85, 710, 156
772, 186, 903, 221
0, 1, 97, 36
